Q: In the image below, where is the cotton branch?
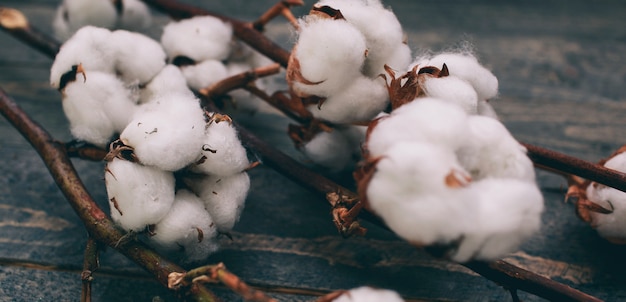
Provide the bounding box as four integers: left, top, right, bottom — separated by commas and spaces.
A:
0, 88, 218, 302
252, 0, 304, 31
0, 7, 60, 58
198, 63, 281, 99
169, 263, 278, 302
81, 238, 99, 302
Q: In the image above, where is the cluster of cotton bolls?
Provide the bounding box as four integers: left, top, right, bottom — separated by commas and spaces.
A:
50, 26, 252, 262
285, 0, 411, 172
53, 0, 152, 41
357, 53, 544, 262
160, 15, 274, 114
567, 146, 626, 244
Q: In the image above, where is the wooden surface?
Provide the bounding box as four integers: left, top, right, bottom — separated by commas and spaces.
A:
2, 0, 626, 301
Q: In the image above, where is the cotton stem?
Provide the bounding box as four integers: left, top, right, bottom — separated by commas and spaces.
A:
252, 0, 304, 31
169, 263, 278, 302
198, 63, 281, 99
0, 7, 60, 58
80, 237, 99, 302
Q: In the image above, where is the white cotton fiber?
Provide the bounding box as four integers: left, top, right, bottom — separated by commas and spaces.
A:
109, 30, 167, 85
150, 189, 219, 262
185, 173, 250, 231
457, 115, 535, 182
451, 178, 543, 262
179, 60, 229, 91
306, 76, 388, 124
50, 26, 115, 89
52, 0, 117, 41
584, 153, 626, 243
291, 18, 367, 97
120, 93, 206, 171
161, 16, 233, 62
105, 158, 176, 232
317, 0, 408, 78
190, 117, 249, 176
303, 129, 354, 172
477, 100, 499, 119
332, 286, 405, 302
139, 64, 193, 104
62, 71, 137, 147
419, 75, 478, 114
366, 98, 470, 157
411, 52, 498, 100
117, 0, 152, 31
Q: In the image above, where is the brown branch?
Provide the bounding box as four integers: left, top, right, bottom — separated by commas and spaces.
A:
141, 0, 290, 68
198, 63, 281, 98
80, 237, 99, 302
252, 0, 304, 31
0, 88, 217, 302
0, 7, 60, 58
170, 262, 278, 302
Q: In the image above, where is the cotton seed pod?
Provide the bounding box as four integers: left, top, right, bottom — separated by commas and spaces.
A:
120, 93, 206, 171
50, 26, 115, 89
61, 70, 137, 147
418, 73, 479, 114
450, 178, 544, 262
185, 172, 250, 232
109, 29, 167, 86
149, 189, 219, 262
306, 75, 388, 124
105, 157, 176, 232
52, 0, 118, 41
190, 114, 249, 176
316, 0, 410, 77
161, 16, 233, 62
457, 115, 535, 182
288, 18, 367, 98
366, 98, 471, 158
411, 52, 498, 101
139, 64, 194, 104
117, 0, 152, 32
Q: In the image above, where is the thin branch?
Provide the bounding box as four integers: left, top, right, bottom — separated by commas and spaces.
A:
198, 63, 281, 98
0, 88, 217, 302
169, 263, 278, 302
0, 7, 60, 58
81, 237, 99, 302
252, 0, 304, 31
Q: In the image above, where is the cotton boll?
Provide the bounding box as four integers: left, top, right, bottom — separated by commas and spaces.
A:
370, 42, 412, 78
50, 26, 115, 89
420, 75, 478, 114
62, 71, 137, 147
121, 93, 206, 171
366, 98, 470, 157
185, 173, 250, 231
150, 189, 219, 262
117, 0, 152, 31
411, 53, 498, 101
477, 100, 499, 119
105, 158, 176, 232
190, 117, 250, 176
139, 64, 193, 103
161, 16, 233, 62
317, 0, 408, 78
451, 179, 543, 262
306, 76, 387, 124
458, 115, 535, 182
179, 60, 229, 91
52, 0, 117, 41
332, 286, 405, 302
109, 30, 167, 85
302, 129, 354, 172
291, 19, 367, 97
